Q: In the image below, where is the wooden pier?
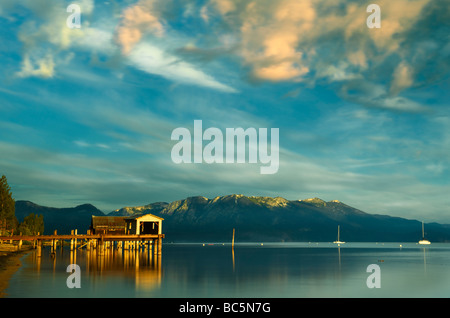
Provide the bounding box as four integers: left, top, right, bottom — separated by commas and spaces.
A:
0, 230, 164, 257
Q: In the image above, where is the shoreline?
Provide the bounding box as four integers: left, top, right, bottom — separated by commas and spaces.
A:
0, 244, 33, 298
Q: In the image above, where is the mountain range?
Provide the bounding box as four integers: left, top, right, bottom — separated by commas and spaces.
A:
14, 195, 450, 242
15, 200, 104, 235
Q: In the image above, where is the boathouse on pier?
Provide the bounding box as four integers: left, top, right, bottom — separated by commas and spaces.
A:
90, 214, 164, 235
125, 214, 163, 235
1, 213, 165, 257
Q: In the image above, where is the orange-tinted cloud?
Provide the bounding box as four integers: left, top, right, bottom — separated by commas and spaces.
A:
116, 0, 164, 55
208, 0, 430, 86
237, 0, 316, 82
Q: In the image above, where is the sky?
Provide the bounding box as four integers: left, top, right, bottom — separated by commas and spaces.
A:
0, 0, 449, 222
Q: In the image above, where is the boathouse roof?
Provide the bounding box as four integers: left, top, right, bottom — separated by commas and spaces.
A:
124, 213, 164, 221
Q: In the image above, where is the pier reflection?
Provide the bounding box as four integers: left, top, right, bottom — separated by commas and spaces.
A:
29, 244, 163, 293
86, 246, 162, 291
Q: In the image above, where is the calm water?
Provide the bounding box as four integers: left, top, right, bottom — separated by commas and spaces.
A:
5, 242, 450, 298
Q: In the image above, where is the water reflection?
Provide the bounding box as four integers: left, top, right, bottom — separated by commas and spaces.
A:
8, 242, 450, 298
167, 243, 352, 296
337, 246, 341, 270
232, 247, 235, 272
83, 246, 162, 292
422, 247, 427, 274
27, 244, 163, 294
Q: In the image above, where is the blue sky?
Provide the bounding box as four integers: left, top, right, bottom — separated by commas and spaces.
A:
1, 0, 449, 222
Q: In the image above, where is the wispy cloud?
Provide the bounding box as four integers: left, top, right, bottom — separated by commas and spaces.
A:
74, 140, 111, 150
339, 80, 430, 113
112, 0, 238, 92
6, 0, 237, 93
127, 42, 237, 93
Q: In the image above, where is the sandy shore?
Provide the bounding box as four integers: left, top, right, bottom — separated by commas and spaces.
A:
0, 244, 33, 298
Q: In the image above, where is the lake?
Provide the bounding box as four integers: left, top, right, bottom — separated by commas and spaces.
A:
4, 242, 450, 298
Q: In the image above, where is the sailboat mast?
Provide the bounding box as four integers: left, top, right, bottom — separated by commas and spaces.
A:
333, 224, 345, 244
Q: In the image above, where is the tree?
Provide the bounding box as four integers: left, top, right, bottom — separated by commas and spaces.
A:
0, 175, 17, 234
18, 213, 44, 235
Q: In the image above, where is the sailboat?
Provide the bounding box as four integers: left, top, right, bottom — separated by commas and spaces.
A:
418, 222, 431, 245
333, 225, 345, 244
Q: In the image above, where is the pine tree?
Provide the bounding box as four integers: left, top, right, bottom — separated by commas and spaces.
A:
0, 175, 17, 234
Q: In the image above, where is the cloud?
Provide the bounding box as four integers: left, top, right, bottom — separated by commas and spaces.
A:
199, 0, 446, 112
316, 62, 362, 82
113, 0, 238, 92
210, 0, 236, 15
15, 53, 55, 78
238, 0, 315, 82
390, 62, 414, 95
7, 0, 237, 93
127, 42, 237, 93
7, 0, 448, 106
340, 80, 429, 113
115, 0, 165, 55
16, 0, 95, 49
8, 0, 99, 79
74, 140, 111, 150
364, 0, 430, 52
75, 27, 116, 53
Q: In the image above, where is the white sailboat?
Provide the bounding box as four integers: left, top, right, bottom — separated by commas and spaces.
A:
418, 222, 431, 245
333, 225, 345, 244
